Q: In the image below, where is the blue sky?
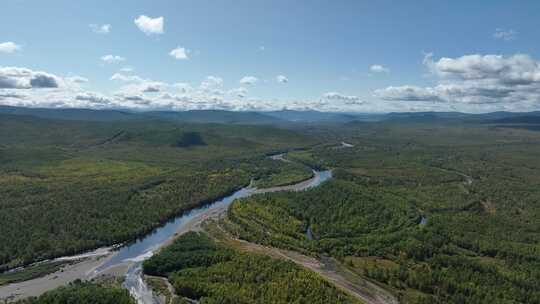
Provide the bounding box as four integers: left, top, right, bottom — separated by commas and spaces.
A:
1, 0, 540, 112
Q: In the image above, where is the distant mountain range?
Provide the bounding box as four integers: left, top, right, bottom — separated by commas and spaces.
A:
0, 105, 136, 122
261, 110, 360, 123
2, 105, 540, 125
380, 111, 540, 123
145, 110, 285, 125
0, 106, 284, 125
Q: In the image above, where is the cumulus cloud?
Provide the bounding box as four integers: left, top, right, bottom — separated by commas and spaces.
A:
101, 55, 125, 64
75, 92, 111, 105
30, 73, 60, 88
173, 82, 193, 93
426, 53, 540, 83
200, 76, 224, 91
110, 73, 143, 82
276, 75, 288, 83
169, 47, 189, 60
239, 76, 258, 85
375, 53, 540, 106
0, 67, 61, 89
0, 92, 26, 99
110, 72, 166, 96
134, 15, 164, 35
0, 42, 21, 54
0, 72, 207, 110
90, 24, 111, 34
228, 87, 248, 98
0, 67, 104, 109
323, 92, 363, 105
370, 64, 390, 73
0, 66, 370, 112
374, 86, 441, 101
0, 76, 24, 89
117, 81, 165, 95
141, 82, 163, 93
120, 95, 151, 105
493, 28, 517, 41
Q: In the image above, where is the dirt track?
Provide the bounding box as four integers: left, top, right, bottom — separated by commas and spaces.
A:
222, 234, 398, 304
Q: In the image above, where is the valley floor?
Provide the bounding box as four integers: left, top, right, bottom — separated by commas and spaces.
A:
206, 221, 398, 304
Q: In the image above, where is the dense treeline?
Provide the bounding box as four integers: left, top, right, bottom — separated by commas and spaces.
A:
0, 164, 250, 269
12, 281, 135, 304
226, 123, 540, 303
143, 232, 359, 304
0, 115, 315, 270
227, 179, 420, 257
252, 157, 313, 188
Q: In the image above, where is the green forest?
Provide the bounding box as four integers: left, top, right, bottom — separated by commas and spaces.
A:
226, 122, 540, 304
0, 114, 314, 270
3, 111, 540, 304
143, 231, 359, 304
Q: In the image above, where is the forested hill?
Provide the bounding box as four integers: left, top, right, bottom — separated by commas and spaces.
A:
144, 109, 286, 125
0, 114, 316, 269
0, 105, 137, 122
4, 105, 540, 125
0, 106, 285, 125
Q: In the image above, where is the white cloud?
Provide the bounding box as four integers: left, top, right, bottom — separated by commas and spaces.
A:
375, 53, 540, 106
75, 92, 111, 105
200, 76, 223, 91
120, 67, 134, 73
0, 91, 26, 100
110, 72, 166, 95
89, 24, 111, 34
134, 15, 164, 35
493, 28, 517, 41
30, 73, 61, 88
169, 47, 189, 60
173, 82, 193, 93
323, 92, 363, 105
426, 53, 539, 83
0, 67, 62, 89
140, 82, 164, 93
110, 73, 144, 82
0, 42, 21, 54
228, 87, 248, 98
101, 55, 125, 64
370, 64, 390, 73
239, 76, 258, 85
0, 69, 368, 112
0, 67, 105, 109
374, 86, 441, 101
276, 75, 288, 83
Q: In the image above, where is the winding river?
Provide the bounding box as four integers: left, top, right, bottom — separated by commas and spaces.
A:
0, 156, 331, 303
2, 156, 476, 303
97, 167, 332, 303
